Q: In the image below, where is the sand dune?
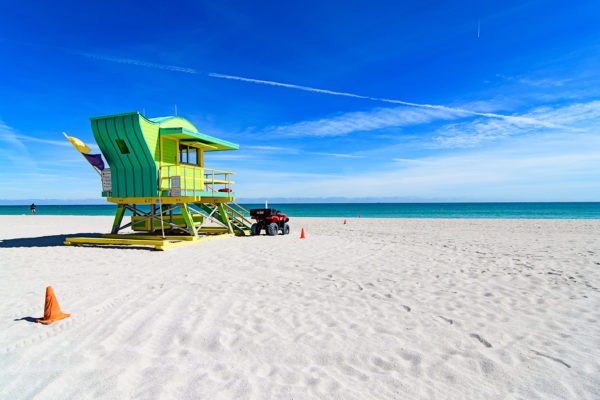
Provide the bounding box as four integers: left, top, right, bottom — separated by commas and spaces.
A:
1, 216, 599, 399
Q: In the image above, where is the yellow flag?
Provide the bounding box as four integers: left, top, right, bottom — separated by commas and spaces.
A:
63, 132, 91, 154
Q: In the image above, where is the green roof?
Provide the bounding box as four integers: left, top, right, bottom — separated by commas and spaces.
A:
160, 127, 238, 151
90, 112, 238, 151
148, 116, 199, 133
90, 111, 141, 121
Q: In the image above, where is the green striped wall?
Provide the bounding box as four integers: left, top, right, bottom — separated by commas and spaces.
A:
140, 117, 161, 162
91, 113, 157, 197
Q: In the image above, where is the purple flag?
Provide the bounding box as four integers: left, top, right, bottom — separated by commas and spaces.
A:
83, 153, 105, 171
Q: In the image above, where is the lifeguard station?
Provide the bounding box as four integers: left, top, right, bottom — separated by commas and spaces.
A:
64, 111, 252, 250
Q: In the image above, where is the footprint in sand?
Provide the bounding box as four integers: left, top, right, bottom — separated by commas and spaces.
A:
531, 350, 571, 368
470, 333, 492, 348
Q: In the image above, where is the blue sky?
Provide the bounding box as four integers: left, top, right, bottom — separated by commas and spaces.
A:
0, 0, 599, 202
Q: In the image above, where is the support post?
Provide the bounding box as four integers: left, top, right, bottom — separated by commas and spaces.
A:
217, 203, 234, 234
180, 203, 198, 238
159, 200, 165, 239
150, 204, 156, 233
111, 204, 126, 234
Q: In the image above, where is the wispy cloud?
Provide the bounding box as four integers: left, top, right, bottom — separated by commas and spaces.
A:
309, 152, 365, 158
246, 145, 292, 151
0, 119, 36, 168
244, 145, 361, 158
14, 134, 71, 147
0, 119, 26, 150
393, 158, 437, 164
0, 128, 99, 151
527, 100, 600, 125
262, 95, 565, 139
496, 73, 574, 88
237, 133, 600, 200
265, 106, 458, 137
81, 52, 557, 128
519, 77, 572, 88
433, 100, 600, 148
205, 153, 254, 161
234, 169, 342, 191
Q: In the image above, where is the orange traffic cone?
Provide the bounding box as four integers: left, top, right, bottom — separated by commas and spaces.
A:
300, 228, 306, 239
37, 286, 70, 325
344, 219, 347, 224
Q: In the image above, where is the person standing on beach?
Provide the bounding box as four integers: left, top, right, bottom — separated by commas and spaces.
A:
30, 203, 36, 215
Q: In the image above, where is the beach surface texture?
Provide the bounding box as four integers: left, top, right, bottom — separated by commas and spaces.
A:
1, 215, 599, 399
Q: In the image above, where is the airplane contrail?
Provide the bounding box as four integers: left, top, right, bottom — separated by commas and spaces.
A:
82, 53, 560, 128
81, 53, 199, 74
209, 73, 560, 128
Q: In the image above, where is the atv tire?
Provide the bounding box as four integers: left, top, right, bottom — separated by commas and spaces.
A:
267, 222, 279, 236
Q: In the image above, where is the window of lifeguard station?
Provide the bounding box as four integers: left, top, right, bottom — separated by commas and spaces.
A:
179, 144, 199, 166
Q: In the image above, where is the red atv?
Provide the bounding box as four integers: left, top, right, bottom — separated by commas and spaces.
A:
249, 208, 290, 236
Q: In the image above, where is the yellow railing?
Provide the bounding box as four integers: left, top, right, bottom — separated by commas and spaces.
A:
160, 165, 234, 196
223, 203, 252, 226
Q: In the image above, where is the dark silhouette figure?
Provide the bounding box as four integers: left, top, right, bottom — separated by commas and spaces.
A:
30, 203, 36, 215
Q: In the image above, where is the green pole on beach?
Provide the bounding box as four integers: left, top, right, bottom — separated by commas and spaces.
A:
111, 205, 126, 234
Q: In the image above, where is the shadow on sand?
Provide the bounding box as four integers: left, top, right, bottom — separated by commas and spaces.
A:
0, 233, 101, 248
1, 233, 179, 251
14, 317, 39, 323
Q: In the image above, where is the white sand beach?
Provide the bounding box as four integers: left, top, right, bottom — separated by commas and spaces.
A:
1, 215, 599, 399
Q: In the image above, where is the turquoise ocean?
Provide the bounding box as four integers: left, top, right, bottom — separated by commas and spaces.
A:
1, 203, 599, 219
